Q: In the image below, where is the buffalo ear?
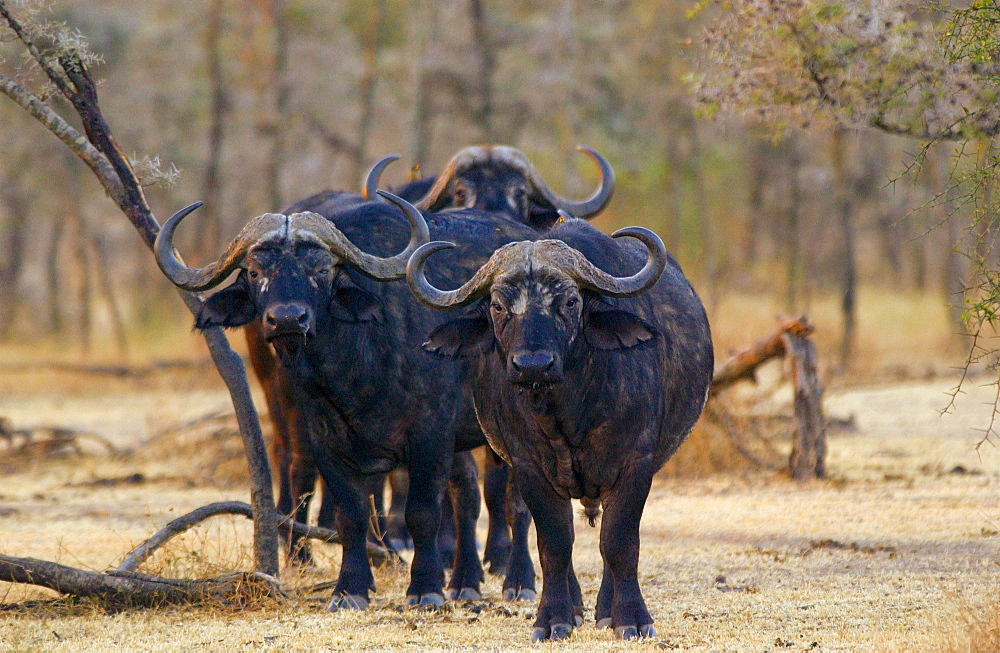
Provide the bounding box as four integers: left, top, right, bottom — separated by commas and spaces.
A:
195, 280, 257, 329
584, 308, 658, 350
424, 316, 493, 359
329, 286, 384, 323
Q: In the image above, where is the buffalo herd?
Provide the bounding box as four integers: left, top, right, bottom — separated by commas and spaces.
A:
154, 145, 713, 641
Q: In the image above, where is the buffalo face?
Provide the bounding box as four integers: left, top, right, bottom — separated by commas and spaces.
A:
196, 243, 383, 355
154, 193, 429, 355
409, 234, 666, 392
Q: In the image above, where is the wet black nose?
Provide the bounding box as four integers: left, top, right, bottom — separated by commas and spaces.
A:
509, 352, 559, 385
264, 303, 312, 338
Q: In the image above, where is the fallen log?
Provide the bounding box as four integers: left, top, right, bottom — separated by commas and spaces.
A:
0, 555, 282, 608
711, 316, 815, 395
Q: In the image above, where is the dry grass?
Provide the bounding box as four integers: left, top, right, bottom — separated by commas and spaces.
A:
1, 365, 998, 650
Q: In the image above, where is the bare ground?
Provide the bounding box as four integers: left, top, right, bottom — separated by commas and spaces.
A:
0, 366, 997, 651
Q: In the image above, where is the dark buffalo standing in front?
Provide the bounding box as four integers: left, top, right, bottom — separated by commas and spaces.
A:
156, 194, 542, 608
407, 218, 714, 640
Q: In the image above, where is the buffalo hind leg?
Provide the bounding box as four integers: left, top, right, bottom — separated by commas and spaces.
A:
385, 469, 412, 552
516, 470, 576, 642
482, 450, 513, 575
502, 471, 536, 602
595, 464, 656, 640
445, 451, 484, 601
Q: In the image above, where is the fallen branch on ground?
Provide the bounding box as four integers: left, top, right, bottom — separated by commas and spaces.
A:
116, 501, 400, 574
0, 555, 283, 608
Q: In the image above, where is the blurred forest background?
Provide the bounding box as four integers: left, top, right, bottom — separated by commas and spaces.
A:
0, 0, 979, 376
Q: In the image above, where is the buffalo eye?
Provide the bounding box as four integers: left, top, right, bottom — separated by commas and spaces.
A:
453, 182, 469, 207
491, 301, 505, 314
315, 268, 330, 278
248, 269, 259, 281
565, 297, 578, 310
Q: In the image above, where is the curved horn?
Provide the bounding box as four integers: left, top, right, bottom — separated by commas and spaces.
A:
155, 202, 267, 292
300, 191, 429, 281
529, 146, 615, 220
566, 226, 667, 297
362, 154, 401, 201
407, 241, 505, 309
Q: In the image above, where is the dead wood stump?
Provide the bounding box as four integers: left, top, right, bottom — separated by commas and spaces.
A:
710, 316, 827, 480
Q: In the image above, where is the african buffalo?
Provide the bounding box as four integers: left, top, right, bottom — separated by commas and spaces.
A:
406, 217, 713, 640
365, 145, 615, 230
156, 193, 541, 608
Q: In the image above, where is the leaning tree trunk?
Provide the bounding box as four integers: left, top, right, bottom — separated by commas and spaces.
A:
0, 1, 279, 576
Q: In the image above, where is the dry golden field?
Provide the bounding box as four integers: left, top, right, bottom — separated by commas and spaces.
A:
0, 296, 998, 651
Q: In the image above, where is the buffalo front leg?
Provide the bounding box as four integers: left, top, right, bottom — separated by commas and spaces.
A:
516, 470, 576, 642
403, 444, 450, 609
595, 464, 656, 640
501, 471, 536, 602
311, 458, 375, 610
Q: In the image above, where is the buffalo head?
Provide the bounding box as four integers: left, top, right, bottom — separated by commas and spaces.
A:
364, 145, 615, 230
406, 223, 666, 388
154, 192, 428, 349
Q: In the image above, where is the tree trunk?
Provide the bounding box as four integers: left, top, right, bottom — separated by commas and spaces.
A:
831, 127, 856, 371
785, 140, 803, 313
87, 232, 130, 360
196, 0, 228, 261
46, 216, 64, 336
408, 0, 435, 167
690, 118, 717, 313
785, 331, 826, 480
0, 171, 28, 341
267, 0, 289, 211
468, 0, 496, 142
351, 0, 388, 185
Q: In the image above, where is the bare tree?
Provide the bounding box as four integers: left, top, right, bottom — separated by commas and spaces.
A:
0, 0, 278, 574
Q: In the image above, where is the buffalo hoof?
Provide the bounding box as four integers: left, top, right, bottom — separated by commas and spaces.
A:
596, 617, 613, 630
327, 593, 369, 611
613, 624, 655, 640
502, 587, 536, 602
531, 623, 574, 642
405, 592, 445, 610
444, 587, 481, 602
615, 626, 639, 640
574, 614, 584, 628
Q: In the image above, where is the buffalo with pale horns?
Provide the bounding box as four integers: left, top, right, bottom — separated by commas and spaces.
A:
406, 217, 713, 641
156, 193, 542, 609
